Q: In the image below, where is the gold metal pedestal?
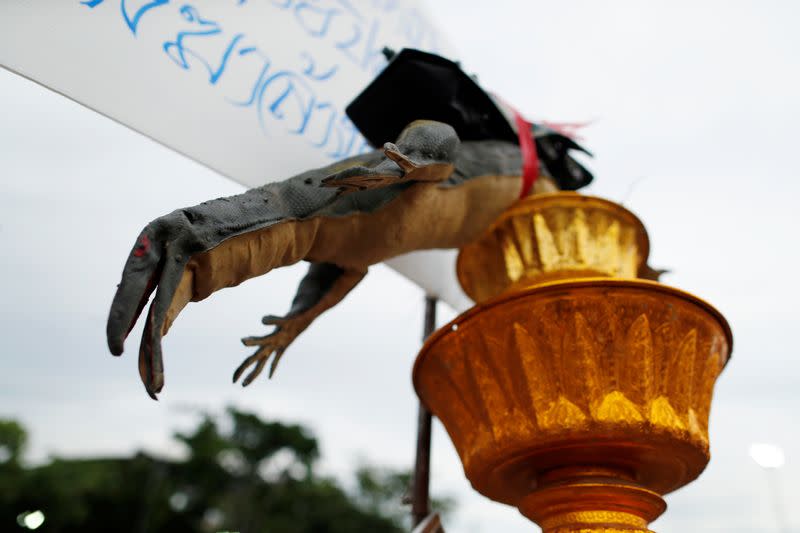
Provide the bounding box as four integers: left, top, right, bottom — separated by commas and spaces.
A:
413, 193, 732, 532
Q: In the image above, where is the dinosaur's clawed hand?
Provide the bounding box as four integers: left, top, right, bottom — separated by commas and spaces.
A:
321, 121, 457, 195
320, 143, 408, 195
234, 314, 311, 386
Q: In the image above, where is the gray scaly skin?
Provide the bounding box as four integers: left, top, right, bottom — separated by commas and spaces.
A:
107, 120, 552, 399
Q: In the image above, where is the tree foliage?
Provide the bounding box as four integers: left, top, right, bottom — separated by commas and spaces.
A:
0, 408, 452, 533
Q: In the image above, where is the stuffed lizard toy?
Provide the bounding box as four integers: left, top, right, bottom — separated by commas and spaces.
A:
107, 49, 593, 399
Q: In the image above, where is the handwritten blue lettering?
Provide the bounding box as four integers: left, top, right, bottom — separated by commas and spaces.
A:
78, 0, 442, 161
300, 52, 338, 81
122, 0, 170, 35
163, 5, 244, 84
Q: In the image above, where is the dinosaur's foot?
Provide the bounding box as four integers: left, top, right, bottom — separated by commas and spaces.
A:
321, 121, 457, 195
235, 314, 309, 386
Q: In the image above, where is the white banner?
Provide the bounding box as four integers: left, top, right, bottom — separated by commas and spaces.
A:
0, 0, 471, 310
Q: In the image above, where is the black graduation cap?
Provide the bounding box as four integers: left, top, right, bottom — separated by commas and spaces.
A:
346, 48, 593, 190
346, 48, 517, 147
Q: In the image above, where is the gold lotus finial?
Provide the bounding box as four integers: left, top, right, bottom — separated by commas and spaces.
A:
413, 192, 731, 532
457, 192, 654, 303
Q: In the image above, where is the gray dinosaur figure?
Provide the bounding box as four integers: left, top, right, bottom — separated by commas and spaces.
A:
107, 50, 593, 399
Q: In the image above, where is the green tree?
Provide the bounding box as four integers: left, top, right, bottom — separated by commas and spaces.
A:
0, 409, 452, 533
0, 420, 28, 508
0, 420, 27, 465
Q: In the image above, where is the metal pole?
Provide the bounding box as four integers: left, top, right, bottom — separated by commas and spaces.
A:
411, 296, 437, 527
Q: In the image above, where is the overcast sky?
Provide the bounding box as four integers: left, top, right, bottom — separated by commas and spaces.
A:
2, 1, 799, 532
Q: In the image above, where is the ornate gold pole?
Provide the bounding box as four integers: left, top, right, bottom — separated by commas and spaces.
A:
412, 192, 732, 532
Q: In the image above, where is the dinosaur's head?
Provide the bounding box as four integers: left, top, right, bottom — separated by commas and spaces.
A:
347, 48, 594, 194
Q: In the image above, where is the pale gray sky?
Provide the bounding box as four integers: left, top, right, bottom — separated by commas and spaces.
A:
2, 1, 799, 532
